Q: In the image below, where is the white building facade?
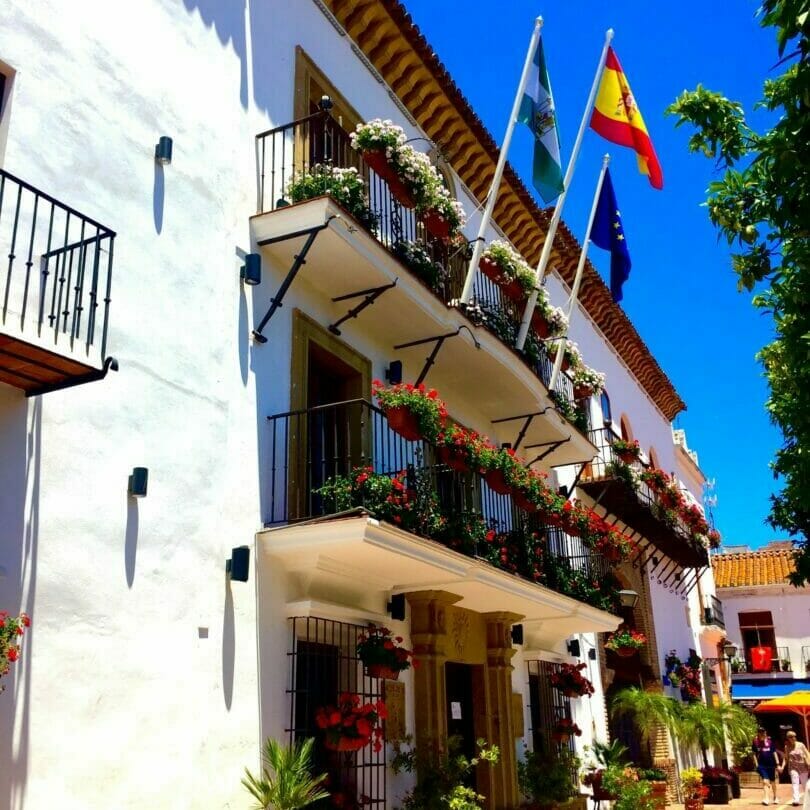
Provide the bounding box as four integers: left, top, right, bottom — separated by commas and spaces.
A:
0, 2, 722, 808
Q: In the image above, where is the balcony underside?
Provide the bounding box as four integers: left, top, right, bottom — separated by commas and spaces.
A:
257, 514, 620, 643
0, 332, 104, 395
251, 197, 594, 467
579, 478, 709, 569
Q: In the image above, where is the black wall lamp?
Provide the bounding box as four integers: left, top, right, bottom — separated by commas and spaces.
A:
128, 467, 148, 498
385, 360, 403, 385
387, 593, 405, 621
618, 589, 640, 609
566, 639, 581, 658
240, 253, 262, 286
155, 136, 173, 165
511, 624, 524, 645
226, 546, 250, 582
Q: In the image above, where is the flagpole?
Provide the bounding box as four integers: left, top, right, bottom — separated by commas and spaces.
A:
547, 153, 611, 394
459, 16, 544, 305
515, 27, 614, 350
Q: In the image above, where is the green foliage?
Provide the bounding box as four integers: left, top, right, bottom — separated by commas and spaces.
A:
588, 740, 629, 769
391, 735, 499, 810
242, 738, 329, 810
666, 1, 810, 578
517, 746, 581, 807
610, 688, 678, 748
601, 767, 655, 810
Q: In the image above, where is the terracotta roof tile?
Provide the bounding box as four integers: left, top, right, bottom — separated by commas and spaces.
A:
712, 548, 796, 588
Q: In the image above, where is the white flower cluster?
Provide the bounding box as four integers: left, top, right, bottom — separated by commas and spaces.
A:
548, 338, 583, 369
543, 304, 569, 337
572, 365, 607, 395
350, 119, 408, 153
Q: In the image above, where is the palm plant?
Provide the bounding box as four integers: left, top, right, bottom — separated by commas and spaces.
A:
242, 738, 329, 810
610, 688, 679, 752
675, 701, 725, 767
590, 740, 629, 769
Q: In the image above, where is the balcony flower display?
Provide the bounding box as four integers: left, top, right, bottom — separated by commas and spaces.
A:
315, 692, 386, 752
605, 628, 647, 657
349, 118, 408, 181
509, 467, 550, 513
678, 652, 704, 700
1, 611, 30, 692
593, 526, 637, 562
562, 500, 605, 540
478, 240, 536, 303
681, 504, 709, 537
611, 438, 641, 464
480, 529, 523, 575
418, 184, 467, 241
532, 290, 569, 339
571, 365, 606, 400
662, 651, 683, 687
372, 380, 447, 442
545, 338, 583, 373
707, 528, 722, 548
474, 441, 521, 495
550, 662, 595, 698
287, 165, 377, 232
435, 424, 476, 472
356, 626, 414, 680
393, 240, 445, 293
551, 717, 582, 744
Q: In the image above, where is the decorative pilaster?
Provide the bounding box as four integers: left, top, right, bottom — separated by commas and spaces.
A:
482, 611, 523, 810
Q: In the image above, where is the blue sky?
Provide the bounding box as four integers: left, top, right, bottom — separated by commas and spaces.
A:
402, 0, 783, 548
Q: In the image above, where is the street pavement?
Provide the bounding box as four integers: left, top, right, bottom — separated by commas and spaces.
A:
669, 785, 809, 809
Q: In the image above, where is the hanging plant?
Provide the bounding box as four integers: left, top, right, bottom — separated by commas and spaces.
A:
372, 381, 447, 442
356, 626, 414, 680
551, 717, 582, 743
610, 438, 642, 464
545, 339, 583, 373
605, 628, 647, 657
571, 365, 607, 400
287, 165, 377, 232
550, 662, 595, 698
1, 611, 30, 692
316, 693, 386, 752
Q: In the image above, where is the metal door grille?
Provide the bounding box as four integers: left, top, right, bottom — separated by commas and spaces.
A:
287, 616, 386, 810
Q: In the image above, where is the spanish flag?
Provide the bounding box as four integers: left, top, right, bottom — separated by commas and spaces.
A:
590, 48, 663, 189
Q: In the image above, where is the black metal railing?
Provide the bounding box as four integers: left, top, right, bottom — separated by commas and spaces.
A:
733, 646, 792, 674
266, 399, 612, 608
0, 169, 116, 360
256, 112, 588, 429
702, 595, 725, 629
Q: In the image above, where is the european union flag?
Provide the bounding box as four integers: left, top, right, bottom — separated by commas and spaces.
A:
590, 168, 631, 303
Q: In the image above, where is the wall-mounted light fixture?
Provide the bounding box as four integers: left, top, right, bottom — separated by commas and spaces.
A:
588, 648, 597, 661
226, 546, 250, 582
510, 624, 524, 645
128, 467, 148, 498
155, 136, 173, 165
386, 593, 405, 621
566, 639, 581, 658
319, 95, 333, 111
240, 253, 261, 286
618, 589, 640, 609
385, 360, 403, 385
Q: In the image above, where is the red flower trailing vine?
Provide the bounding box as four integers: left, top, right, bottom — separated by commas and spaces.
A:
0, 611, 30, 691
551, 717, 582, 741
550, 663, 595, 698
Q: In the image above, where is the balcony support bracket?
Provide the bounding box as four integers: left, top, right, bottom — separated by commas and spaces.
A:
327, 279, 398, 336
393, 325, 481, 386
252, 219, 336, 343
25, 355, 119, 397
492, 407, 553, 452
522, 436, 572, 465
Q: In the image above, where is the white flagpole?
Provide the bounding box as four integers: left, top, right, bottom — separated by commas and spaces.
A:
459, 16, 544, 304
515, 27, 614, 350
547, 153, 611, 394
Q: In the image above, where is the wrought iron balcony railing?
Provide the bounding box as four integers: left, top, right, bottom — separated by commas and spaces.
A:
702, 594, 725, 629
578, 426, 708, 568
732, 646, 791, 675
266, 398, 615, 611
0, 169, 116, 393
256, 111, 588, 434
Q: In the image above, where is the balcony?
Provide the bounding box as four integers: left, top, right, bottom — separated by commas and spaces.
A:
702, 595, 725, 630
0, 169, 117, 395
258, 399, 621, 638
250, 111, 593, 465
577, 427, 709, 569
732, 647, 792, 677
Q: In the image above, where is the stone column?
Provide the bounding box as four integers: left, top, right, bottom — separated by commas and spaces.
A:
482, 611, 523, 810
405, 590, 462, 756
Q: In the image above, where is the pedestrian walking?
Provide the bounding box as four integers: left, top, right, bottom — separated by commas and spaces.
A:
753, 727, 782, 805
781, 730, 810, 806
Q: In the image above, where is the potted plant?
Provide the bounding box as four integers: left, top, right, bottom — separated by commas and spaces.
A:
372, 380, 447, 442
478, 240, 536, 302
593, 526, 636, 562
551, 718, 582, 744
242, 737, 329, 810
700, 766, 732, 805
707, 528, 722, 548
472, 439, 520, 495
571, 366, 606, 400
545, 339, 583, 373
510, 466, 550, 513
531, 288, 568, 339
393, 240, 445, 292
356, 625, 414, 680
419, 184, 467, 241
286, 165, 377, 232
518, 746, 582, 810
0, 611, 30, 692
638, 768, 668, 809
349, 118, 407, 183
315, 692, 386, 752
680, 768, 708, 810
610, 438, 641, 464
601, 767, 656, 810
605, 628, 648, 657
550, 663, 595, 699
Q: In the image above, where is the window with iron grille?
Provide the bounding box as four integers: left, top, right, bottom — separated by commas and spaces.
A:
287, 616, 386, 810
526, 660, 575, 756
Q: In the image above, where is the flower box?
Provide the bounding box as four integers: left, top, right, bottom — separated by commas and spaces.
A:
479, 255, 506, 284
513, 490, 539, 513
616, 450, 638, 464
362, 149, 396, 184
484, 469, 511, 495
502, 279, 528, 304
531, 309, 550, 339
422, 208, 451, 240
616, 647, 638, 658
573, 384, 594, 400
388, 175, 417, 209
324, 736, 369, 752
385, 405, 422, 441
366, 663, 400, 680
437, 445, 470, 473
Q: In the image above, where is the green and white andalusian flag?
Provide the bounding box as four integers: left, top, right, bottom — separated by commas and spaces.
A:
518, 36, 564, 203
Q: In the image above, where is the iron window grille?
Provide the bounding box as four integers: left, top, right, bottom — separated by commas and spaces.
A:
526, 659, 575, 757
287, 616, 386, 810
